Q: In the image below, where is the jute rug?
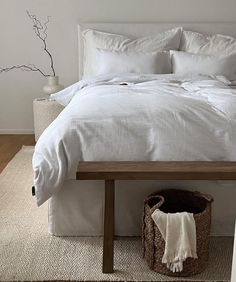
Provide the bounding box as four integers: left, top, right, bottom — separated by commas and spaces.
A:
0, 147, 233, 282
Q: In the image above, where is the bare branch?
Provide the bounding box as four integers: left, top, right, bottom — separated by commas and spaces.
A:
0, 64, 50, 77
43, 16, 51, 40
26, 10, 56, 76
0, 11, 56, 78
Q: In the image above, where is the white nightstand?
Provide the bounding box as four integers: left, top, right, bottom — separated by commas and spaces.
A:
33, 97, 64, 142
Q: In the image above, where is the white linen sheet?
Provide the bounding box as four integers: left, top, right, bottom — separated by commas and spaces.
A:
33, 74, 236, 206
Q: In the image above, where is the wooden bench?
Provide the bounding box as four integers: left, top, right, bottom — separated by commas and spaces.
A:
76, 161, 236, 273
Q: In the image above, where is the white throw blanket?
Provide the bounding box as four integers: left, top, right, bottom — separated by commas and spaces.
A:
151, 209, 197, 272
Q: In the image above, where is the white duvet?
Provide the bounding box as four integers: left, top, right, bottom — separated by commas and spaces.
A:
33, 74, 236, 206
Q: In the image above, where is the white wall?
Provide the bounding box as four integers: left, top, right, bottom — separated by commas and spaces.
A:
0, 0, 236, 133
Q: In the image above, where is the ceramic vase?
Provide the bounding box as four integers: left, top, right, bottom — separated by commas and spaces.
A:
43, 76, 64, 95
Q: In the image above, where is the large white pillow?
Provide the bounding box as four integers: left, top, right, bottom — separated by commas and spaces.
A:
95, 49, 171, 75
171, 51, 236, 81
82, 27, 182, 78
180, 30, 236, 57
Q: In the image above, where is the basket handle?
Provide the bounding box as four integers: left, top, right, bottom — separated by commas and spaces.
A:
194, 191, 214, 203
144, 195, 165, 214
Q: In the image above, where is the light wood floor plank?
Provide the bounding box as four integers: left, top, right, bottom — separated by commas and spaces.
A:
0, 134, 35, 173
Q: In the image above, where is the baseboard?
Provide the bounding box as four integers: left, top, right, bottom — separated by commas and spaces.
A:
0, 129, 34, 134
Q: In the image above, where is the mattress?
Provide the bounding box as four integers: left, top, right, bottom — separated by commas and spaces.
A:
48, 179, 236, 236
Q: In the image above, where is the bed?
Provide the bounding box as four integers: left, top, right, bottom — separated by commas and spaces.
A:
33, 22, 236, 237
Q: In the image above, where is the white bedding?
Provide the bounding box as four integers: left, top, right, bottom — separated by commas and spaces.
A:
33, 74, 236, 206
82, 27, 182, 78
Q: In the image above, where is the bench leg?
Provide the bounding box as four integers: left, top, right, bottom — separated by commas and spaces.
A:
103, 179, 115, 273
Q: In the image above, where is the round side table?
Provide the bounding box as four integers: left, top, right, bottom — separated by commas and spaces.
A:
33, 97, 64, 142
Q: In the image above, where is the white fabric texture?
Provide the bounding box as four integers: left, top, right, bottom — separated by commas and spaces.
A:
151, 209, 197, 273
171, 51, 236, 81
180, 30, 236, 57
49, 179, 236, 236
34, 73, 236, 206
82, 28, 182, 78
180, 30, 236, 85
95, 50, 171, 75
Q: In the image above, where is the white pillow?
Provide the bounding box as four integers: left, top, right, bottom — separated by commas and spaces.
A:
180, 30, 236, 57
82, 27, 182, 78
95, 49, 171, 75
171, 51, 236, 81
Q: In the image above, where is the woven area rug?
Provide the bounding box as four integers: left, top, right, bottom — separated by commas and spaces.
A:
0, 146, 233, 282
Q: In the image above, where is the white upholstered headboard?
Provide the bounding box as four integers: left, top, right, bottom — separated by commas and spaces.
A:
78, 22, 236, 80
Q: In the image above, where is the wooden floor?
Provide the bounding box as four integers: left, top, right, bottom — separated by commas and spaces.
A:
0, 134, 35, 173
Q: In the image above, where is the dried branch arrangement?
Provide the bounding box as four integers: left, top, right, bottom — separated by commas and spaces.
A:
0, 11, 56, 77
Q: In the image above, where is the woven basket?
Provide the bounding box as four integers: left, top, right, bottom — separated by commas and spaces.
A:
142, 189, 213, 277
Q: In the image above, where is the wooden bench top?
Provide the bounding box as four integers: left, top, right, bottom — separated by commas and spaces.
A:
77, 161, 236, 180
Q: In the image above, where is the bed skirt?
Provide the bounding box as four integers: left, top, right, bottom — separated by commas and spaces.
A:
48, 180, 236, 236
